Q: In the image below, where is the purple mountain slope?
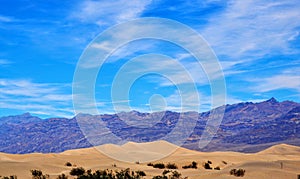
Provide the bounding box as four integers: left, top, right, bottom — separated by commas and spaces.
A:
0, 98, 299, 153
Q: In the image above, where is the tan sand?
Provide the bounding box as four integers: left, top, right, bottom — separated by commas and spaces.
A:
0, 141, 299, 179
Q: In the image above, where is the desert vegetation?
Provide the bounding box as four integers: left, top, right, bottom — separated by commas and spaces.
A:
65, 162, 72, 167
69, 167, 146, 179
31, 169, 49, 179
1, 160, 227, 179
0, 176, 17, 179
203, 161, 212, 170
152, 170, 184, 179
56, 174, 68, 179
148, 162, 178, 170
166, 163, 178, 169
214, 166, 220, 170
182, 161, 197, 169
152, 163, 166, 169
230, 168, 246, 177
2, 167, 147, 179
26, 165, 189, 179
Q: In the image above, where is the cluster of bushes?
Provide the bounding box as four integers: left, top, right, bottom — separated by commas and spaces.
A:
202, 160, 220, 170
2, 160, 227, 179
147, 163, 178, 169
152, 170, 184, 179
182, 161, 197, 169
203, 161, 212, 170
0, 176, 17, 179
31, 169, 50, 179
166, 163, 178, 169
57, 174, 68, 179
69, 167, 146, 179
230, 169, 245, 177
181, 160, 221, 171
153, 163, 165, 169
27, 167, 147, 179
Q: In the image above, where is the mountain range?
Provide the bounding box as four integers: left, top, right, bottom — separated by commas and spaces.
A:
0, 97, 299, 154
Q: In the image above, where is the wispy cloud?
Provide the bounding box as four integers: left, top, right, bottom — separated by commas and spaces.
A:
0, 79, 74, 117
0, 59, 12, 66
162, 90, 255, 112
0, 15, 16, 22
71, 0, 152, 26
121, 52, 241, 87
202, 0, 300, 60
250, 67, 300, 92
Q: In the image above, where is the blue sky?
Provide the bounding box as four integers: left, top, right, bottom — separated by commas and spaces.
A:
0, 0, 300, 118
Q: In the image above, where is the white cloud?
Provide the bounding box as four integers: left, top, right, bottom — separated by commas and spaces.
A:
254, 75, 300, 92
202, 0, 300, 60
0, 79, 74, 117
125, 53, 240, 87
0, 15, 15, 22
107, 41, 156, 63
250, 67, 300, 92
163, 90, 240, 112
164, 90, 202, 111
71, 0, 152, 26
0, 59, 12, 66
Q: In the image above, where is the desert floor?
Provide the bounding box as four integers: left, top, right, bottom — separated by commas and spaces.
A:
0, 141, 300, 179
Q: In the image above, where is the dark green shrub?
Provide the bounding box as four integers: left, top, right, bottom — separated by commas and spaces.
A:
170, 171, 181, 179
192, 161, 197, 169
70, 167, 85, 176
214, 166, 220, 170
115, 168, 130, 179
56, 174, 68, 179
136, 170, 146, 177
147, 162, 154, 166
153, 163, 165, 169
182, 161, 197, 169
182, 165, 189, 169
152, 176, 167, 179
65, 162, 72, 167
31, 169, 49, 179
203, 162, 212, 170
92, 169, 114, 178
2, 176, 17, 179
166, 163, 178, 169
31, 170, 42, 177
153, 170, 182, 179
230, 168, 245, 177
162, 170, 170, 176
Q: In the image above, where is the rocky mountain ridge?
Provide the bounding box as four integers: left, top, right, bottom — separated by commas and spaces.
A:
0, 98, 299, 153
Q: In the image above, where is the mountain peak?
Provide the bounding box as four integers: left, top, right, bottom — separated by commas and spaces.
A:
20, 112, 32, 117
266, 97, 278, 103
75, 113, 93, 118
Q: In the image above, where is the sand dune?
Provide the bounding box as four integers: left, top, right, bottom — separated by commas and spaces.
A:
0, 141, 300, 179
96, 140, 179, 163
258, 143, 300, 155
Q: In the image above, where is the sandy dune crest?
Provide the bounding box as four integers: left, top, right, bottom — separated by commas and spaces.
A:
0, 141, 300, 179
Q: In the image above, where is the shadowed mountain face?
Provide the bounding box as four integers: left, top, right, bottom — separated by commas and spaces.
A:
0, 98, 299, 154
